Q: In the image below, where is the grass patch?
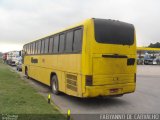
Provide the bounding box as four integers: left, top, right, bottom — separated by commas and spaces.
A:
0, 60, 65, 120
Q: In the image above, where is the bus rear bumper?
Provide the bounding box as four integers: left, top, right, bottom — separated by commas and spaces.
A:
83, 83, 135, 97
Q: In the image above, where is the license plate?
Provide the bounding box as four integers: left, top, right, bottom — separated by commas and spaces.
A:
110, 88, 119, 93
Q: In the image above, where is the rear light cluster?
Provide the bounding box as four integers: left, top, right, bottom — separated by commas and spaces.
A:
85, 75, 93, 86
127, 58, 135, 65
85, 74, 136, 86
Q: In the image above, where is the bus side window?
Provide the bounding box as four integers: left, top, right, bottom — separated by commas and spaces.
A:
41, 39, 45, 54
38, 40, 41, 54
44, 38, 49, 54
73, 29, 82, 52
35, 41, 38, 54
28, 44, 30, 54
23, 46, 25, 54
53, 35, 59, 53
28, 43, 31, 54
30, 43, 33, 54
33, 42, 35, 54
59, 34, 65, 53
49, 37, 54, 53
26, 45, 28, 54
65, 31, 73, 53
32, 43, 34, 54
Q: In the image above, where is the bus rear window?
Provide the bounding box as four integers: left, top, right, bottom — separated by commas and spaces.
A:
94, 19, 134, 45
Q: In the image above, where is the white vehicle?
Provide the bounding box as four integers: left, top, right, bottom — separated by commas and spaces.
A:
7, 51, 21, 66
153, 59, 157, 65
153, 56, 160, 65
6, 52, 11, 64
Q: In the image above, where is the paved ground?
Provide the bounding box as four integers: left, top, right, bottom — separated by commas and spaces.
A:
11, 65, 160, 120
137, 65, 160, 76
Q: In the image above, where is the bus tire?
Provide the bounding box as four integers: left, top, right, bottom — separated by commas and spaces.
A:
51, 75, 59, 95
25, 67, 29, 79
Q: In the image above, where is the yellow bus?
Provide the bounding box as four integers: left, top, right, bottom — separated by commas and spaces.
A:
22, 18, 136, 98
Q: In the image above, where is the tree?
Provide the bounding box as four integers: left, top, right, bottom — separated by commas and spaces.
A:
148, 42, 160, 48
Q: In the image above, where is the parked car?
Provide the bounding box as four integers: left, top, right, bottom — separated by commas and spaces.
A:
144, 58, 154, 65
153, 56, 160, 65
153, 59, 157, 65
144, 54, 156, 65
157, 58, 160, 65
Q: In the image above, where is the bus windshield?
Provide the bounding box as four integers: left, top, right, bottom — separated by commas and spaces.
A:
94, 18, 134, 45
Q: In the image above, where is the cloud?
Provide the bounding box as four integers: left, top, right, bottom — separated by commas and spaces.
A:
0, 0, 160, 52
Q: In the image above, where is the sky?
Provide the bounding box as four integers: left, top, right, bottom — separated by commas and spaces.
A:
0, 0, 160, 52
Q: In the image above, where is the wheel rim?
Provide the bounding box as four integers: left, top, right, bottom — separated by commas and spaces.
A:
53, 80, 57, 91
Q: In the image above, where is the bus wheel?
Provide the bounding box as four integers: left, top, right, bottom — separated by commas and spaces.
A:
51, 75, 59, 95
25, 68, 29, 79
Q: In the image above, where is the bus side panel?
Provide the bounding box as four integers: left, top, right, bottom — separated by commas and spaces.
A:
65, 73, 82, 97
23, 54, 82, 96
56, 54, 82, 97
